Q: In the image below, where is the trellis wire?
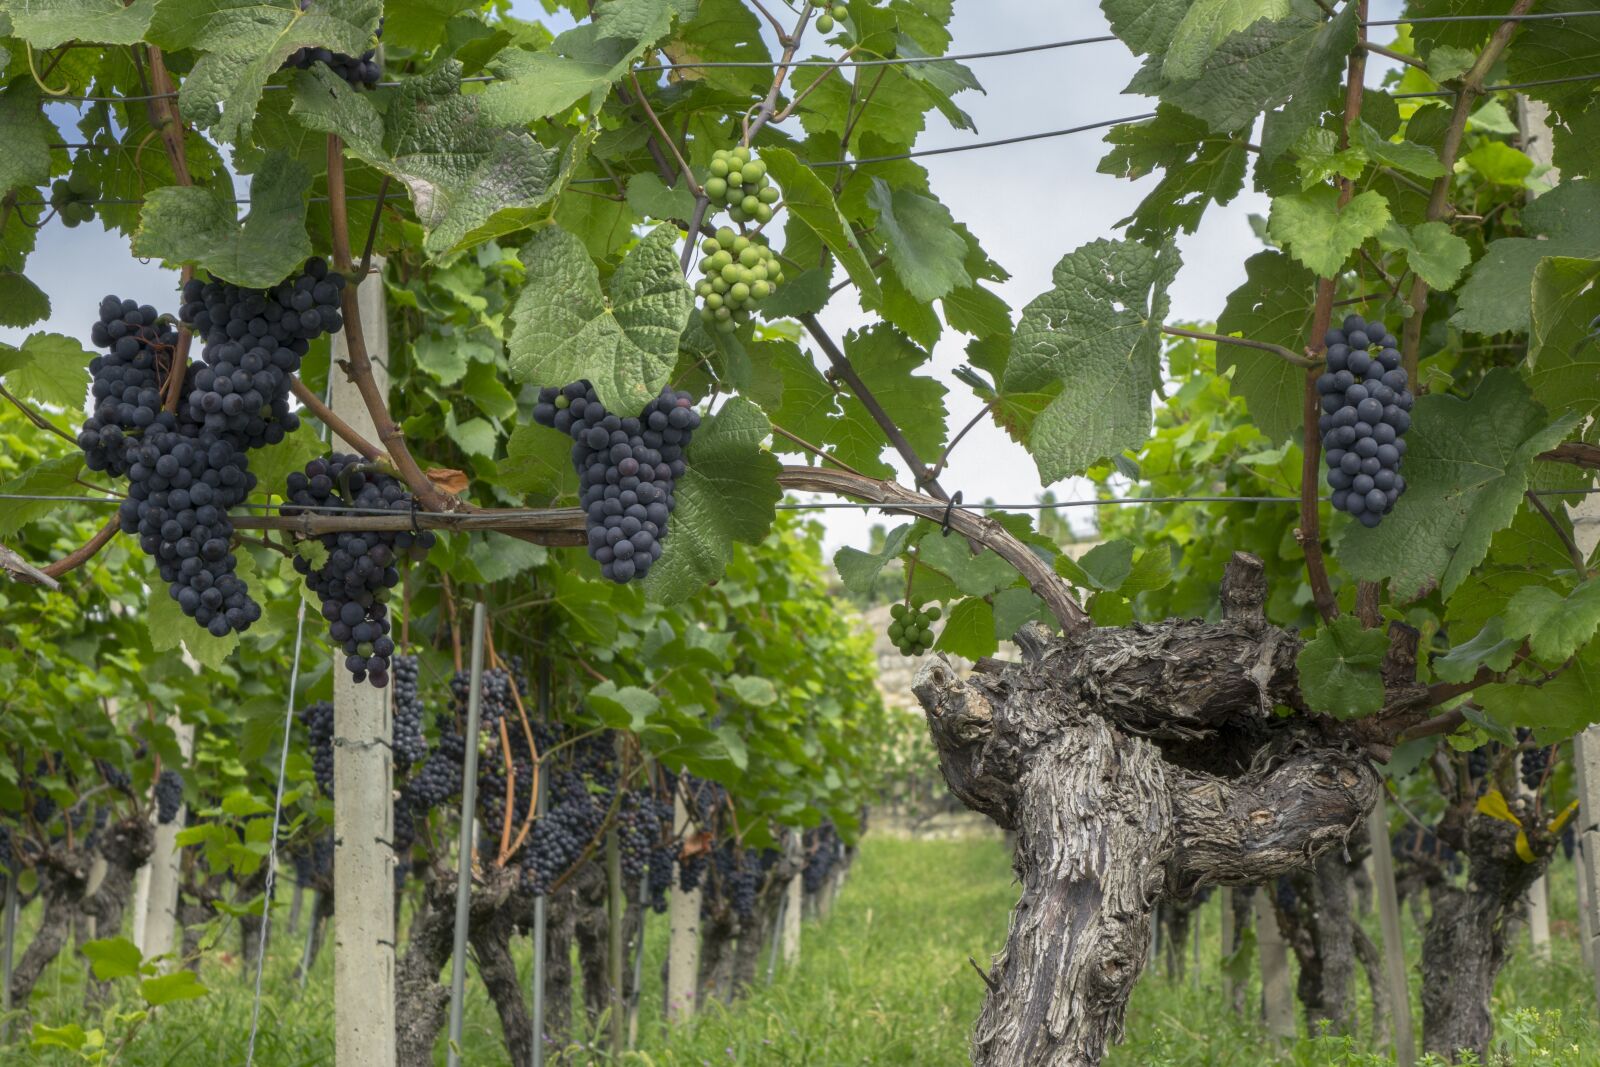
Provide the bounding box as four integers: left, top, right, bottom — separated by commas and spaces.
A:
446, 602, 488, 1067
243, 595, 309, 1067
1365, 10, 1600, 25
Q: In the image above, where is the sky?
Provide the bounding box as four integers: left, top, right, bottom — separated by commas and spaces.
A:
4, 1, 1408, 557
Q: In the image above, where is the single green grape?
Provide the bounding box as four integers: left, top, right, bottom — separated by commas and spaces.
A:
817, 13, 834, 30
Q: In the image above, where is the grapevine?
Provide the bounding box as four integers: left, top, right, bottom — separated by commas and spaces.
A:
887, 601, 940, 657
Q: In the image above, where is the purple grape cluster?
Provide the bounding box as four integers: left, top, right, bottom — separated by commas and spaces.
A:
299, 701, 335, 797
1316, 315, 1413, 528
282, 5, 382, 88
802, 822, 842, 893
392, 654, 429, 770
283, 455, 435, 688
79, 298, 263, 637
532, 382, 701, 583
154, 769, 184, 825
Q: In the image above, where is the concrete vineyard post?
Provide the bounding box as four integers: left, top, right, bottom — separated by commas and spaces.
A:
1367, 799, 1415, 1066
665, 789, 700, 1023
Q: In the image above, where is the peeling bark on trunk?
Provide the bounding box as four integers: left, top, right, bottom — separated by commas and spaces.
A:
698, 904, 740, 1004
79, 820, 153, 1005
1226, 886, 1254, 1016
470, 869, 532, 1067
1351, 923, 1390, 1049
395, 866, 458, 1067
1421, 813, 1551, 1062
9, 848, 91, 1009
913, 554, 1383, 1067
535, 878, 578, 1059
1271, 851, 1356, 1035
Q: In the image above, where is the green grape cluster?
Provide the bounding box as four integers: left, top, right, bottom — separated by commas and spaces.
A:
696, 226, 785, 334
705, 147, 779, 224
50, 171, 96, 228
810, 0, 848, 31
887, 601, 940, 657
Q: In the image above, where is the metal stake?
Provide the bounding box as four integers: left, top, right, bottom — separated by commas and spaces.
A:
446, 602, 488, 1067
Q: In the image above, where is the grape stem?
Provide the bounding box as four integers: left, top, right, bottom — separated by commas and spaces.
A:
1523, 489, 1589, 575
1398, 0, 1540, 386
743, 3, 811, 145
627, 73, 702, 197
770, 423, 869, 477
325, 133, 453, 515
1537, 440, 1600, 471
289, 377, 383, 461
0, 383, 77, 444
1359, 40, 1426, 70
1158, 327, 1319, 369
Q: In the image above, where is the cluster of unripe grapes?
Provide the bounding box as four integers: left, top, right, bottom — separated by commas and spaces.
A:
696, 227, 784, 334
705, 147, 778, 224
810, 0, 849, 31
887, 601, 940, 657
50, 171, 96, 228
1315, 315, 1413, 528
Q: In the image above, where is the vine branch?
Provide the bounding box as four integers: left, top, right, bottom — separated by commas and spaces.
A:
1159, 326, 1320, 368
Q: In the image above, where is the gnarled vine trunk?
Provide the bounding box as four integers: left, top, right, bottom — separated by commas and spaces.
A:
538, 878, 578, 1059
698, 903, 740, 1004
79, 819, 153, 1005
731, 848, 799, 996
470, 869, 532, 1067
1271, 851, 1356, 1035
1421, 809, 1552, 1062
9, 847, 91, 1009
913, 554, 1386, 1067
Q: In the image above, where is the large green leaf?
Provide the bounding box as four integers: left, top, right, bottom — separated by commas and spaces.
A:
1453, 180, 1600, 335
173, 0, 382, 144
1337, 369, 1580, 600
1478, 639, 1600, 741
291, 65, 578, 255
1215, 250, 1317, 443
833, 326, 947, 474
915, 533, 1018, 598
2, 0, 155, 48
865, 179, 970, 303
0, 454, 85, 537
1266, 187, 1390, 278
1378, 221, 1471, 291
0, 272, 49, 328
0, 81, 51, 198
1296, 616, 1388, 719
1098, 105, 1250, 240
0, 333, 93, 410
1505, 579, 1600, 665
480, 0, 680, 124
1003, 238, 1180, 481
1527, 256, 1600, 431
1164, 0, 1294, 81
506, 223, 691, 413
761, 149, 881, 308
644, 396, 781, 602
131, 152, 312, 288
833, 523, 913, 598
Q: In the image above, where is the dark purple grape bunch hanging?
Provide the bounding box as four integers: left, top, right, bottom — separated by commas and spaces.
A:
1316, 314, 1413, 528
283, 455, 436, 688
532, 382, 701, 584
282, 4, 384, 89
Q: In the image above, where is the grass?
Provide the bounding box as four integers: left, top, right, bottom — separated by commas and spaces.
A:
8, 836, 1600, 1065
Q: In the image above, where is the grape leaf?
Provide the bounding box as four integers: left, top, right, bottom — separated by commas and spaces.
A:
172, 0, 382, 145
915, 534, 1018, 598
1432, 617, 1522, 684
80, 937, 143, 981
1504, 578, 1600, 664
1478, 639, 1600, 741
835, 326, 948, 473
139, 970, 210, 1007
865, 179, 970, 303
1266, 187, 1390, 278
1216, 250, 1318, 443
933, 596, 998, 661
760, 149, 881, 308
1004, 238, 1180, 482
1101, 0, 1190, 56
1527, 256, 1600, 430
1353, 122, 1446, 180
131, 152, 313, 288
833, 523, 913, 598
1098, 105, 1250, 240
376, 0, 478, 50
626, 173, 695, 223
0, 83, 51, 201
3, 0, 155, 48
506, 222, 692, 413
0, 333, 92, 410
991, 587, 1051, 640
644, 397, 781, 603
1462, 141, 1534, 186
1130, 1, 1356, 135
0, 454, 83, 536
1378, 221, 1472, 290
294, 64, 580, 255
1452, 179, 1600, 335
1336, 368, 1580, 601
1164, 0, 1293, 81
146, 588, 238, 671
1296, 616, 1388, 719
1055, 539, 1136, 592
0, 272, 49, 328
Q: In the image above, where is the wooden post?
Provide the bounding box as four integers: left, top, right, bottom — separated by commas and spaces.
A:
330, 259, 396, 1067
445, 603, 487, 1067
664, 790, 700, 1023
1368, 799, 1415, 1065
1254, 890, 1295, 1039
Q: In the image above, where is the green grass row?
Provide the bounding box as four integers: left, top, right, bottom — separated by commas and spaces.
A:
8, 836, 1600, 1064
